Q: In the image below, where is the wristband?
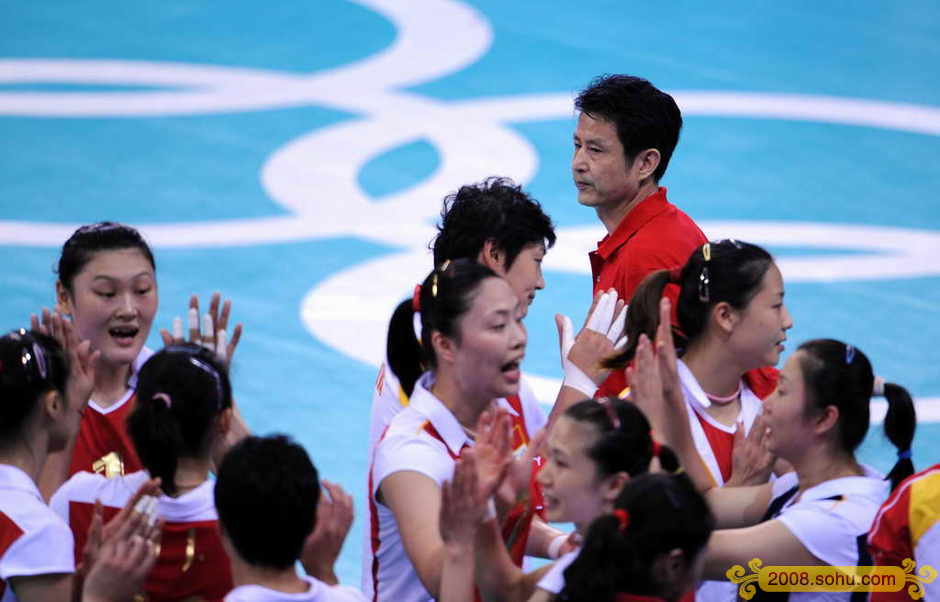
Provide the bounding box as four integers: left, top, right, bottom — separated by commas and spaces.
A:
562, 364, 598, 398
547, 533, 568, 559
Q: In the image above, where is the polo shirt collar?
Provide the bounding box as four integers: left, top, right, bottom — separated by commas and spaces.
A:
0, 464, 42, 501
795, 464, 887, 505
411, 373, 473, 456
677, 359, 761, 412
595, 187, 670, 260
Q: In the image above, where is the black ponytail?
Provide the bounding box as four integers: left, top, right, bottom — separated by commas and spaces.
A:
798, 339, 917, 491
386, 259, 497, 398
386, 299, 424, 398
882, 382, 916, 490
128, 344, 232, 495
559, 473, 714, 602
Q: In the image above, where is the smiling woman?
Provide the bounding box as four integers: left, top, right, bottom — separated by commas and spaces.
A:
37, 222, 158, 496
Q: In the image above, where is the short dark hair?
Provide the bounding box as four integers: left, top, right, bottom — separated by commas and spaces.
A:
432, 177, 555, 270
575, 74, 682, 181
214, 434, 320, 570
57, 222, 156, 291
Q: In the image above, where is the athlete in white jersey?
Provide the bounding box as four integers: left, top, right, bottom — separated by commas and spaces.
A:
0, 327, 92, 601
631, 319, 918, 602
217, 435, 366, 602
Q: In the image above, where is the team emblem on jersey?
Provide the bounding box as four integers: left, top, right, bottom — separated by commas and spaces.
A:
93, 452, 125, 478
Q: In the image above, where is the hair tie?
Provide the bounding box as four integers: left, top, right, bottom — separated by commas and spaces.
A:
412, 284, 422, 312
897, 449, 912, 460
152, 392, 172, 409
845, 344, 856, 364
597, 398, 621, 430
612, 509, 630, 533
651, 436, 662, 458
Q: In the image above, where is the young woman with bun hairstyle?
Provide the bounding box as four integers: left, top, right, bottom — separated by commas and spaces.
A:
51, 343, 236, 602
470, 397, 678, 602
630, 302, 917, 602
608, 239, 791, 490
559, 472, 715, 602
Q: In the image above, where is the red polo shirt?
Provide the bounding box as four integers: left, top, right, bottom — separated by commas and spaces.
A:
590, 187, 706, 397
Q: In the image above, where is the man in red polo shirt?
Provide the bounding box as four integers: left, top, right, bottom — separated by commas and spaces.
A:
572, 74, 706, 397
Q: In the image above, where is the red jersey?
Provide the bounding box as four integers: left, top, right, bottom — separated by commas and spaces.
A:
50, 470, 233, 602
590, 188, 706, 398
868, 464, 940, 602
69, 390, 143, 478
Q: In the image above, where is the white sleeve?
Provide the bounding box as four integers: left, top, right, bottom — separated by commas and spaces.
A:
372, 434, 451, 497
0, 515, 74, 579
368, 363, 407, 453
770, 471, 798, 499
519, 376, 547, 436
325, 584, 370, 602
776, 498, 874, 567
536, 549, 579, 594
915, 522, 940, 602
48, 472, 91, 525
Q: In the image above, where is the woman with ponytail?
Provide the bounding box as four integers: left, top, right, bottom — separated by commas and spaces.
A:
51, 343, 236, 601
631, 301, 918, 602
470, 397, 678, 602
559, 473, 715, 602
609, 239, 792, 489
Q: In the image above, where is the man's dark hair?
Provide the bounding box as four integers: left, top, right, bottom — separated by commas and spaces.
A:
432, 176, 555, 269
575, 74, 682, 181
214, 434, 320, 570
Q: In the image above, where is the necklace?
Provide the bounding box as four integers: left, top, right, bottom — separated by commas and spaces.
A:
704, 381, 742, 403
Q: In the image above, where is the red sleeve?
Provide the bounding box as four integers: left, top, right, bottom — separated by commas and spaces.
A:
868, 486, 914, 602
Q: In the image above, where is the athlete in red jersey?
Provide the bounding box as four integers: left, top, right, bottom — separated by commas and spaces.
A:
868, 463, 940, 602
52, 343, 237, 601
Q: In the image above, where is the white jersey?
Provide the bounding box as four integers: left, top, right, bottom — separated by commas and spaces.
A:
225, 575, 367, 602
678, 360, 764, 602
363, 364, 546, 598
364, 372, 545, 602
536, 548, 580, 595
765, 466, 889, 602
0, 465, 74, 602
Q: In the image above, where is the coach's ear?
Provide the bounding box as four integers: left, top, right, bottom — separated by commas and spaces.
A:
478, 240, 508, 276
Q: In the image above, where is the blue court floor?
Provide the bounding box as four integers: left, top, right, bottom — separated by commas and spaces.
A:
2, 0, 939, 583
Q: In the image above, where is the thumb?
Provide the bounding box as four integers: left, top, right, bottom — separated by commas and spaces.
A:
555, 314, 574, 358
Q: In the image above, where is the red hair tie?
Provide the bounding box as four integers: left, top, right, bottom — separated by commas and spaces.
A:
651, 435, 662, 458
412, 284, 422, 312
612, 509, 630, 533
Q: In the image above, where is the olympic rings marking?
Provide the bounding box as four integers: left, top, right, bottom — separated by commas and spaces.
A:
2, 0, 939, 417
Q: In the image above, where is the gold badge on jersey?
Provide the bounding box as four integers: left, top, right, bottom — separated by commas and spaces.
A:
92, 452, 125, 478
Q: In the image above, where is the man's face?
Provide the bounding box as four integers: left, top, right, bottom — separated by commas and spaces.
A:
572, 112, 641, 211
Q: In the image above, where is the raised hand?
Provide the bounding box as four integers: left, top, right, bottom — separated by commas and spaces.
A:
556, 289, 628, 396
727, 414, 776, 487
440, 450, 487, 546
54, 313, 99, 416
160, 292, 243, 366
472, 409, 513, 502
81, 484, 162, 602
301, 480, 354, 586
